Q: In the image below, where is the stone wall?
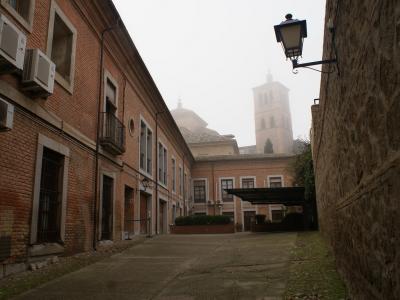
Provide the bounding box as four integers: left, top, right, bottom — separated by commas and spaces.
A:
312, 1, 400, 299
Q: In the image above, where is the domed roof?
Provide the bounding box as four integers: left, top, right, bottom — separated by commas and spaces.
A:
170, 101, 235, 144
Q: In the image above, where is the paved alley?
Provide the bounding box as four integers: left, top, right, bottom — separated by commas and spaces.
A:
15, 233, 296, 300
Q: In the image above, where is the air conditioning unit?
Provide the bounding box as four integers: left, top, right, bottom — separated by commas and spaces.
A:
22, 49, 56, 96
0, 98, 14, 131
0, 14, 26, 72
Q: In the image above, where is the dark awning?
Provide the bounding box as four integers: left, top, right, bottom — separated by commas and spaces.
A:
225, 187, 305, 206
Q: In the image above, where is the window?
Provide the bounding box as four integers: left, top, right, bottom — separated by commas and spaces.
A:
270, 116, 276, 128
171, 158, 176, 192
105, 77, 117, 115
31, 134, 69, 246
221, 179, 233, 202
241, 178, 255, 189
193, 180, 206, 203
260, 118, 266, 130
269, 176, 283, 188
184, 173, 187, 196
179, 166, 183, 195
37, 147, 64, 243
1, 0, 34, 29
263, 93, 268, 104
158, 142, 167, 186
47, 1, 77, 92
140, 120, 152, 175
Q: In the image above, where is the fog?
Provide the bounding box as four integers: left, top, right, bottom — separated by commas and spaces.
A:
113, 0, 326, 147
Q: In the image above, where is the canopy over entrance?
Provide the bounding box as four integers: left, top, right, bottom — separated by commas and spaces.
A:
225, 187, 305, 206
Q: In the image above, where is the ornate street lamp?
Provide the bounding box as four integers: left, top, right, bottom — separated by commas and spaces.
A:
274, 14, 337, 73
141, 177, 153, 191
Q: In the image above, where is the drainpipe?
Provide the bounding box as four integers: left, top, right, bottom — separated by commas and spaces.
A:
212, 163, 216, 215
183, 154, 186, 216
155, 111, 164, 234
93, 21, 119, 250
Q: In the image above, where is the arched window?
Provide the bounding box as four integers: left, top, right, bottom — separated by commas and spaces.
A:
260, 118, 266, 130
270, 116, 276, 128
263, 93, 268, 105
269, 91, 274, 102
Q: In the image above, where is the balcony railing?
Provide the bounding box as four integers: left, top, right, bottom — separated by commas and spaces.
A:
100, 112, 125, 155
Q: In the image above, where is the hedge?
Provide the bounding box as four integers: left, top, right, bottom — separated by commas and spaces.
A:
174, 215, 231, 226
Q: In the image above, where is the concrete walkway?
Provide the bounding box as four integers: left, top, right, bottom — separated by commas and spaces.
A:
15, 232, 297, 300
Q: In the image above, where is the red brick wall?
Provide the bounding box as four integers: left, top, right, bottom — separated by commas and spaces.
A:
0, 0, 194, 266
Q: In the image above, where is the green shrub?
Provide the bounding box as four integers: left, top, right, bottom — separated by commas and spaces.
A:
174, 215, 231, 226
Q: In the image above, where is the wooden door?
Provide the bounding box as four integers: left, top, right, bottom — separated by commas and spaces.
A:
244, 211, 256, 231
124, 186, 134, 237
101, 175, 113, 240
159, 201, 165, 234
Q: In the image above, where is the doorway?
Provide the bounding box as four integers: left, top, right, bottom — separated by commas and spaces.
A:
243, 211, 256, 231
124, 186, 134, 239
140, 193, 149, 234
101, 175, 113, 240
159, 200, 167, 234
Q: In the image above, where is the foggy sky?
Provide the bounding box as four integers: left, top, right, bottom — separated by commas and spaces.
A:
113, 0, 327, 147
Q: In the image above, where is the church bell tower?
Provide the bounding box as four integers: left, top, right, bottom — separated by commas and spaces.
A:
253, 73, 293, 154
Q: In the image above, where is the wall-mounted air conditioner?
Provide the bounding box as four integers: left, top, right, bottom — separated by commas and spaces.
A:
0, 98, 14, 131
22, 49, 56, 96
0, 14, 26, 72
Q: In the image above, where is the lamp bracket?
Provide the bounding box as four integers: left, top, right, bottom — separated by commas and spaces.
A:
292, 58, 337, 69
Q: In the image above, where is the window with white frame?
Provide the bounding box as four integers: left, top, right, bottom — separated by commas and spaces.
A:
193, 179, 206, 203
179, 166, 183, 195
241, 177, 255, 189
31, 134, 70, 246
158, 142, 167, 185
269, 176, 283, 187
171, 158, 176, 192
221, 179, 233, 202
184, 173, 187, 196
140, 120, 152, 175
1, 0, 35, 29
47, 1, 76, 91
105, 76, 117, 115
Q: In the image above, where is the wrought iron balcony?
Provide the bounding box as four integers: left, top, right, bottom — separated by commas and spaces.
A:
100, 112, 125, 155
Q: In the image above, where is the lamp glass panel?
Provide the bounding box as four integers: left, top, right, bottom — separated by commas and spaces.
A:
280, 25, 301, 51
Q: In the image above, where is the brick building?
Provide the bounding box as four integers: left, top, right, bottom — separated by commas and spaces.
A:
0, 0, 193, 277
171, 103, 296, 230
191, 154, 295, 231
0, 0, 298, 278
311, 0, 399, 299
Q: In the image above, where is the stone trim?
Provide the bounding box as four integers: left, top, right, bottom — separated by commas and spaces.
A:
30, 133, 70, 245
0, 0, 35, 32
0, 81, 96, 150
46, 0, 77, 94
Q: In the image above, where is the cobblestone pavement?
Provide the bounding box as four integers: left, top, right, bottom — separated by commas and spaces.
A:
15, 232, 297, 300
